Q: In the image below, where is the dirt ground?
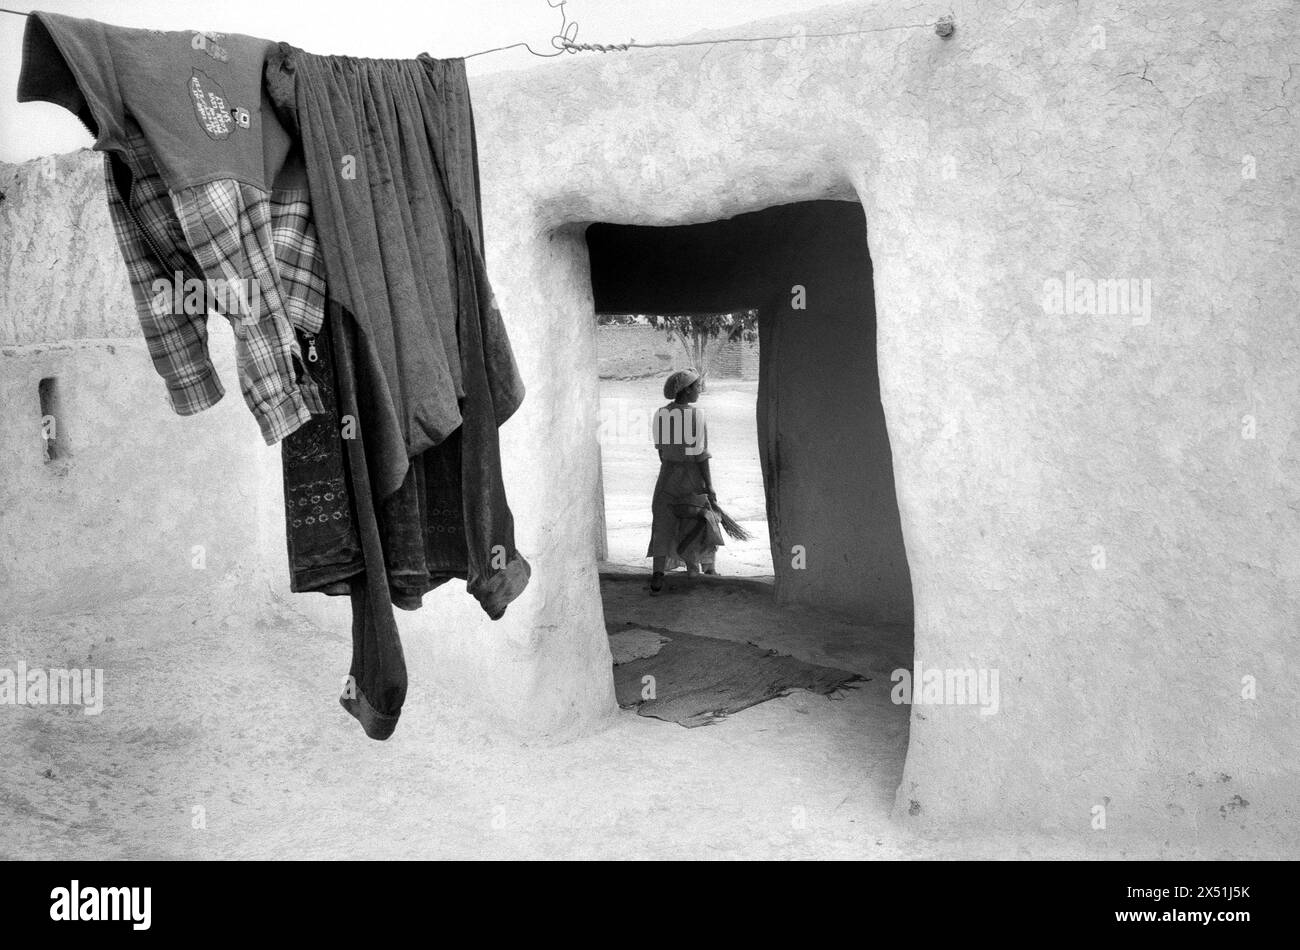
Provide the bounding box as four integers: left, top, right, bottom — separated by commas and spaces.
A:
0, 379, 1273, 860
0, 569, 1266, 860
599, 377, 773, 576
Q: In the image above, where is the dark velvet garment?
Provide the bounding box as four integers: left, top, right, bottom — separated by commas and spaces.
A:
282, 294, 530, 740
265, 46, 525, 494
281, 307, 406, 740
273, 48, 530, 740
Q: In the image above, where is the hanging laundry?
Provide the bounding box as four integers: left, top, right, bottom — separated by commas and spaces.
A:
267, 47, 531, 739
264, 47, 525, 489
281, 307, 407, 739
16, 12, 531, 741
16, 12, 327, 443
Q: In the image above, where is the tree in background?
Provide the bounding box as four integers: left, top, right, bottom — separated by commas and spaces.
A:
651, 309, 758, 388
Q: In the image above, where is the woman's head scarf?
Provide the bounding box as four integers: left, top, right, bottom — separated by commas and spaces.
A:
663, 369, 701, 400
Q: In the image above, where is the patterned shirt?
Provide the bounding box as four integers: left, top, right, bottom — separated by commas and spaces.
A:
103, 125, 326, 444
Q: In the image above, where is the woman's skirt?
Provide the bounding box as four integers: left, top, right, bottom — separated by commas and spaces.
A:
646, 460, 718, 565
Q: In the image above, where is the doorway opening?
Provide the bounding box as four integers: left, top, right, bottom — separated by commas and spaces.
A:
583, 197, 914, 756
593, 309, 771, 578
586, 199, 913, 624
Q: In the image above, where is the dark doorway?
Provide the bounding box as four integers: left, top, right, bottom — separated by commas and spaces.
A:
586, 200, 913, 623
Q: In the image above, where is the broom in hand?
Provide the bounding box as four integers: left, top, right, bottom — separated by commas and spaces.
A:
707, 495, 752, 542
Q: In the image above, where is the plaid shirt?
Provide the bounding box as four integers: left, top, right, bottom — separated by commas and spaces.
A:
103, 126, 326, 444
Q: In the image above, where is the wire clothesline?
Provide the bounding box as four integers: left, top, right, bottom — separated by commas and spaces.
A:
0, 2, 955, 60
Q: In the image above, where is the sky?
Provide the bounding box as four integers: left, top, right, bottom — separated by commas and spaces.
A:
0, 0, 846, 163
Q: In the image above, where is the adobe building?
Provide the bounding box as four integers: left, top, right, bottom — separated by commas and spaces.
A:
1, 0, 1296, 843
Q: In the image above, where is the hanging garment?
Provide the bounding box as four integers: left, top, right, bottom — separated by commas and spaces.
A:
268, 47, 531, 738
281, 290, 531, 739
280, 319, 362, 597
17, 12, 326, 442
263, 46, 525, 494
280, 304, 405, 739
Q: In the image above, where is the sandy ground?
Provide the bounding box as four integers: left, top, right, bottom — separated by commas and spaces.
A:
0, 571, 1270, 860
0, 373, 1274, 860
598, 377, 773, 576
0, 379, 1277, 860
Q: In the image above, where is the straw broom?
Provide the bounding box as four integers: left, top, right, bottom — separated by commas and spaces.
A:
709, 501, 752, 542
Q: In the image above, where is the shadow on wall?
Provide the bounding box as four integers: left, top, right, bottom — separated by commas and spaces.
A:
585, 200, 913, 624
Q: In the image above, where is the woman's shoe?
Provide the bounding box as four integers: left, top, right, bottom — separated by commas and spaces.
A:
649, 572, 664, 594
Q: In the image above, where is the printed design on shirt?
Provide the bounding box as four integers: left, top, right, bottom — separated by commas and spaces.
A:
191, 31, 229, 62
189, 68, 233, 139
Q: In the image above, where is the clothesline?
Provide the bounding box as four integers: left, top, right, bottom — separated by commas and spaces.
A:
0, 4, 955, 60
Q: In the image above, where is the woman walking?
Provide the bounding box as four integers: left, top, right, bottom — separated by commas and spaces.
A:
647, 369, 720, 593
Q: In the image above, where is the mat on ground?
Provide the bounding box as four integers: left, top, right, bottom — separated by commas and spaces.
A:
609, 624, 866, 727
